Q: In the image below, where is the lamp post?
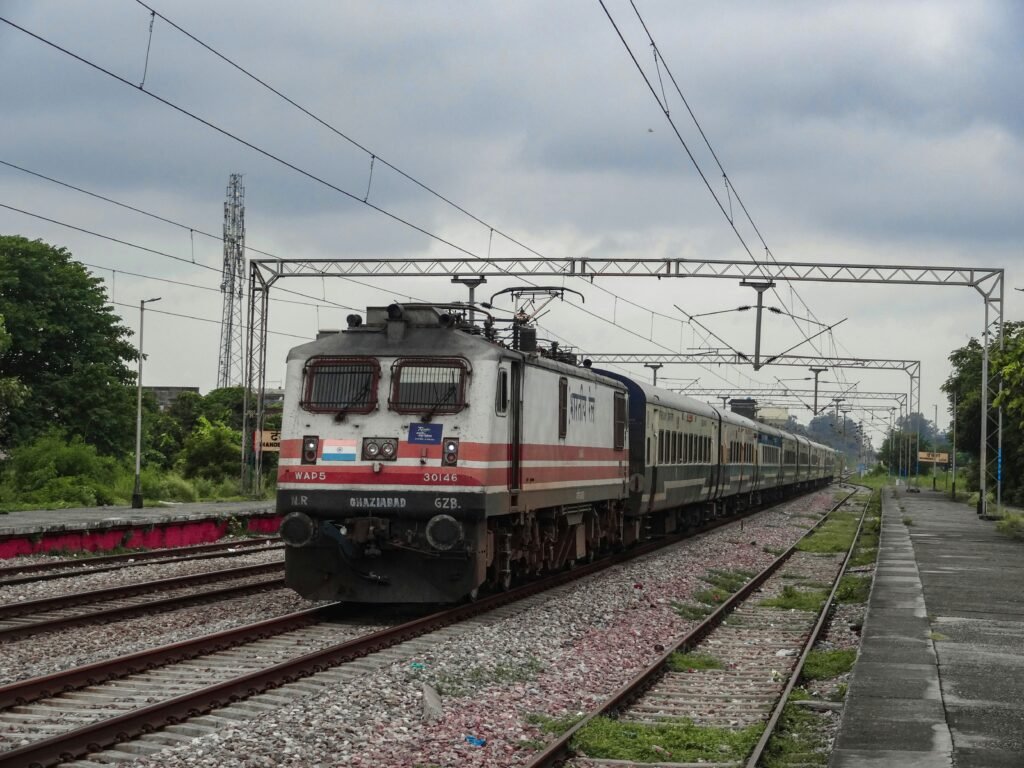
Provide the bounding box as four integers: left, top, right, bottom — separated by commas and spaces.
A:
933, 403, 938, 491
132, 297, 161, 509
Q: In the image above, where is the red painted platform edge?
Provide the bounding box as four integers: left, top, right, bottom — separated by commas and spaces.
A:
0, 515, 283, 560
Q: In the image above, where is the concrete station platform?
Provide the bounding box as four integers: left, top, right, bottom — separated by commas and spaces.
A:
831, 487, 1024, 768
0, 500, 279, 559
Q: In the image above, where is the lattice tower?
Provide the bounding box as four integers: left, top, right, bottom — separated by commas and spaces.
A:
217, 173, 246, 388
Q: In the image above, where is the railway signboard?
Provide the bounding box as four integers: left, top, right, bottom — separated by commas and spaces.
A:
254, 430, 281, 452
918, 451, 948, 463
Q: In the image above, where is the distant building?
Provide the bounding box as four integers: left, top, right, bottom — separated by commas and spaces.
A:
758, 407, 790, 428
144, 386, 200, 411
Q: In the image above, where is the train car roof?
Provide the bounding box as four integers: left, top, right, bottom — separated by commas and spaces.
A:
591, 371, 721, 420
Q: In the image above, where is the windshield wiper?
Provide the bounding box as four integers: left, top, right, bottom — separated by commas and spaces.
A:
421, 386, 455, 423
334, 380, 372, 422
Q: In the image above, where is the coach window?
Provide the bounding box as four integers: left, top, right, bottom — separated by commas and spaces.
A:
613, 392, 626, 450
495, 369, 509, 415
658, 429, 666, 464
558, 377, 568, 438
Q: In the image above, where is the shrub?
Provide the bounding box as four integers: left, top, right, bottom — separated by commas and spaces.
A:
996, 514, 1024, 541
179, 417, 242, 482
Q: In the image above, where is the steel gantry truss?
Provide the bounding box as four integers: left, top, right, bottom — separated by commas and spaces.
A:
673, 388, 907, 407
243, 257, 1003, 514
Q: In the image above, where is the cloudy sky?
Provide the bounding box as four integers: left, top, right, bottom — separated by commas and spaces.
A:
2, 0, 1021, 447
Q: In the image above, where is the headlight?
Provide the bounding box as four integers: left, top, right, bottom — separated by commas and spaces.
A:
363, 440, 381, 459
380, 440, 396, 459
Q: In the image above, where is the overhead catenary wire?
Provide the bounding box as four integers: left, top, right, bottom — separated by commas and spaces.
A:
0, 202, 361, 312
110, 5, 762, 391
602, 0, 855, 390
109, 300, 308, 340
2, 12, 762, 392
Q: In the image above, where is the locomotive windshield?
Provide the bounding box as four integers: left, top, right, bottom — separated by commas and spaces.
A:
301, 356, 379, 414
390, 358, 468, 415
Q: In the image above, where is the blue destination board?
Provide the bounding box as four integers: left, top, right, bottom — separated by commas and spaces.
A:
408, 423, 444, 444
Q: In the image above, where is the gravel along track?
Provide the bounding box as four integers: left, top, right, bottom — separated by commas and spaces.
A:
0, 617, 388, 756
0, 538, 281, 587
59, 489, 841, 768
0, 547, 283, 604
0, 566, 283, 641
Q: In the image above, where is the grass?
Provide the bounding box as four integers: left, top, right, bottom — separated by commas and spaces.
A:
702, 568, 755, 593
996, 513, 1024, 541
802, 649, 857, 680
929, 631, 950, 642
902, 516, 914, 526
667, 652, 724, 672
672, 601, 712, 620
526, 712, 584, 735
571, 717, 763, 763
797, 511, 859, 553
760, 704, 829, 767
836, 575, 871, 604
432, 657, 544, 695
760, 585, 828, 612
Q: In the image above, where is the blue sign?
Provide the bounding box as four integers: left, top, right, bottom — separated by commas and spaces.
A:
408, 423, 444, 445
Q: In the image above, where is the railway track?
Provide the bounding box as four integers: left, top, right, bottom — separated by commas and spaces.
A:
0, 490, 834, 768
0, 562, 284, 641
526, 486, 870, 768
0, 537, 282, 587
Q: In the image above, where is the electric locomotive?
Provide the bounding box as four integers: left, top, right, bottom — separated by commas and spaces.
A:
276, 302, 837, 604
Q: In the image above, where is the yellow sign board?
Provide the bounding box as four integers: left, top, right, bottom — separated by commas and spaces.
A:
255, 430, 281, 452
918, 451, 948, 462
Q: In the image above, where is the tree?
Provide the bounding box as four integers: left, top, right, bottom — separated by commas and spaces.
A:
199, 387, 246, 431
0, 237, 137, 455
943, 322, 1024, 503
179, 416, 241, 482
0, 314, 26, 445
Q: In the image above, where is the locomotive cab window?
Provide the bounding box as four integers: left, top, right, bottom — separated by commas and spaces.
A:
390, 358, 469, 415
301, 356, 380, 414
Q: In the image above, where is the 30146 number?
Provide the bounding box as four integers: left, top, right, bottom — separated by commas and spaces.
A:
423, 472, 458, 483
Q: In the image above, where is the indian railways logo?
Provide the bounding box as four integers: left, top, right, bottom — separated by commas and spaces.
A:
349, 497, 408, 509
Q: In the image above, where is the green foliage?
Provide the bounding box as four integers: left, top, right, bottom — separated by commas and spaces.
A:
571, 717, 762, 763
667, 652, 724, 671
797, 512, 858, 553
995, 513, 1024, 541
945, 322, 1024, 504
199, 387, 246, 431
702, 568, 754, 593
836, 575, 871, 603
525, 712, 584, 735
760, 585, 828, 612
672, 601, 712, 620
802, 649, 856, 680
2, 431, 123, 507
761, 703, 829, 767
180, 416, 242, 482
0, 237, 137, 455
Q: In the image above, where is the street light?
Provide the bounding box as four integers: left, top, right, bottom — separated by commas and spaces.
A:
132, 297, 161, 509
933, 403, 938, 491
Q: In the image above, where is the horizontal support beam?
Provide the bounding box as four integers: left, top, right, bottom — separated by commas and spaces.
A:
586, 352, 919, 373
675, 388, 906, 403
251, 257, 1001, 287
